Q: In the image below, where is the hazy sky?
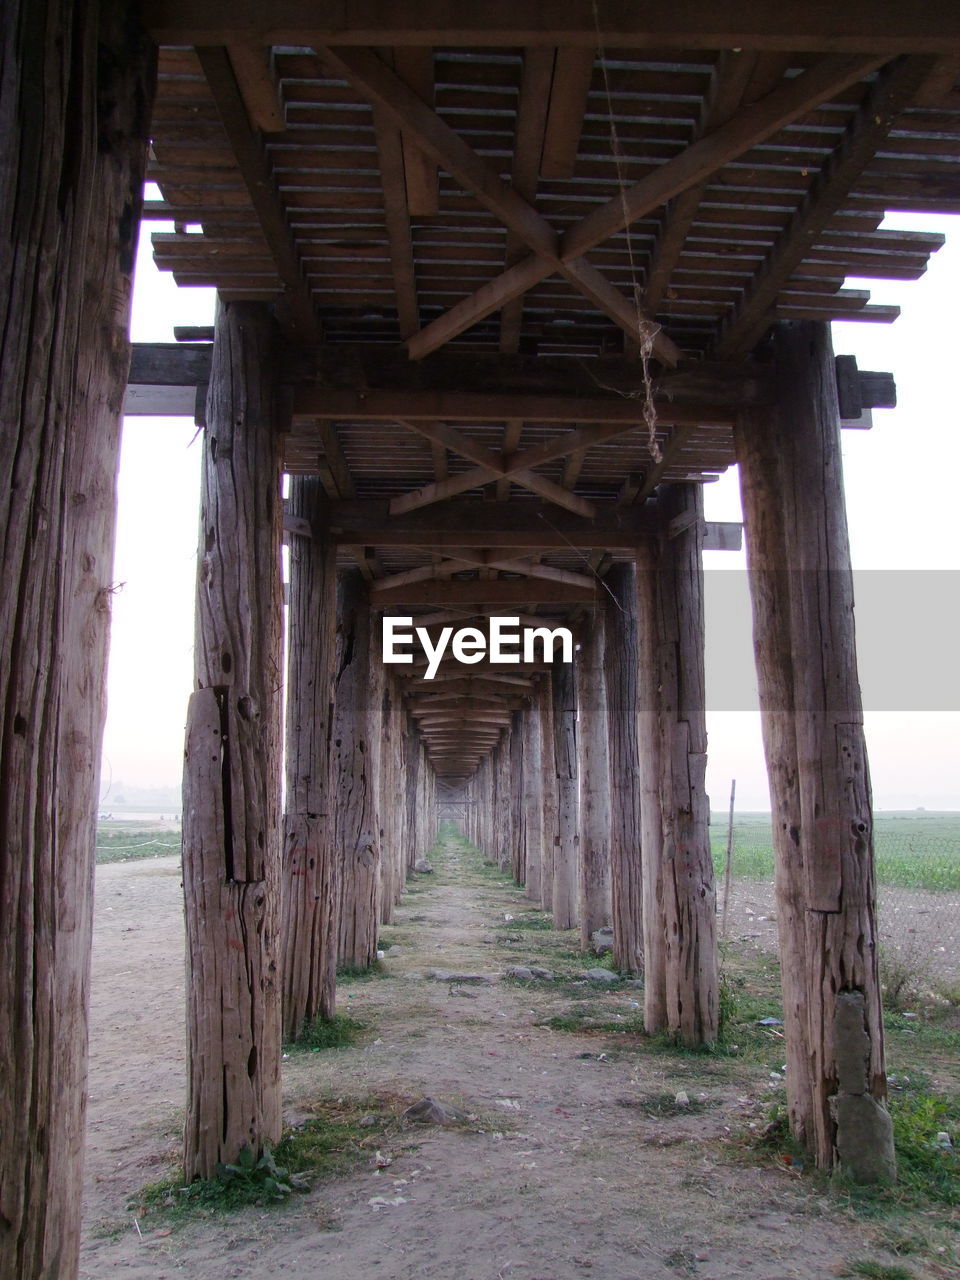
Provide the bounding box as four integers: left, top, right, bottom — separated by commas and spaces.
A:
100, 211, 960, 811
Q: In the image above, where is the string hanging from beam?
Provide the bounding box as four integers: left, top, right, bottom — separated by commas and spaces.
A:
591, 0, 662, 464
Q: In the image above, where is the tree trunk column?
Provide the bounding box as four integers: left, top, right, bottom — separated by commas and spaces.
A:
334, 571, 383, 968
551, 659, 579, 930
281, 479, 338, 1039
182, 301, 284, 1180
0, 4, 153, 1272
522, 698, 544, 900
576, 615, 612, 951
738, 321, 892, 1179
636, 541, 666, 1032
653, 485, 718, 1046
604, 562, 644, 975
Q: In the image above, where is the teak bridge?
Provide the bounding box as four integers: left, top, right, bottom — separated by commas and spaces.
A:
3, 3, 959, 1274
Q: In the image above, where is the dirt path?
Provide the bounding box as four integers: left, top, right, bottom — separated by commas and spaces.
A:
80, 838, 946, 1280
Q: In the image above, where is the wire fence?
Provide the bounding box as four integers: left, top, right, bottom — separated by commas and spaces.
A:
715, 812, 960, 988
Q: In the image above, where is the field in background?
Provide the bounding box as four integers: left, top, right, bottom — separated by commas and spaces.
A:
712, 810, 960, 892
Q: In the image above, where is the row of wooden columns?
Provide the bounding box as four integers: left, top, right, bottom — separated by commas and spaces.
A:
458, 487, 719, 1049
181, 301, 439, 1180
0, 2, 894, 1258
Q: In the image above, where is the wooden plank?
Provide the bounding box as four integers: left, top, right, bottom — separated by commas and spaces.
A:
540, 48, 594, 179
226, 40, 285, 131
496, 419, 524, 499
317, 421, 355, 498
196, 46, 318, 340
143, 2, 960, 53
715, 55, 937, 358
635, 425, 698, 502
393, 47, 438, 216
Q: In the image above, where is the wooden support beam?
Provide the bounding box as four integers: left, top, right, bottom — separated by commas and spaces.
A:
604, 563, 643, 976
0, 5, 153, 1270
226, 39, 285, 131
372, 579, 597, 606
540, 47, 594, 179
634, 425, 698, 502
372, 106, 421, 339
315, 46, 676, 362
142, 2, 960, 53
393, 47, 438, 216
294, 387, 737, 425
496, 420, 524, 499
196, 47, 318, 341
333, 570, 383, 968
282, 478, 338, 1038
500, 50, 554, 354
715, 55, 936, 358
402, 54, 883, 358
576, 616, 612, 950
551, 659, 579, 930
182, 301, 284, 1179
735, 322, 892, 1179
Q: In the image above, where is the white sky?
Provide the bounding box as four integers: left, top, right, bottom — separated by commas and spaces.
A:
101, 212, 960, 810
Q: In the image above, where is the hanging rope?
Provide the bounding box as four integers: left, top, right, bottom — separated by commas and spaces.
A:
590, 0, 662, 464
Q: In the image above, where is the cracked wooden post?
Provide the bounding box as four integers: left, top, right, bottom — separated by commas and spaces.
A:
0, 3, 153, 1271
651, 485, 718, 1046
510, 709, 526, 884
636, 540, 667, 1033
281, 477, 338, 1039
576, 615, 612, 952
604, 562, 644, 975
738, 321, 892, 1176
334, 570, 383, 968
551, 655, 579, 930
182, 300, 284, 1180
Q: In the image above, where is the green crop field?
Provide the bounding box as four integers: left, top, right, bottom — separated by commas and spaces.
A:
711, 811, 960, 892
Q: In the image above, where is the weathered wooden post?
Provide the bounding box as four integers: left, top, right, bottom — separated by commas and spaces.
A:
0, 3, 153, 1271
522, 698, 544, 900
656, 484, 717, 1045
576, 614, 612, 951
551, 656, 580, 930
604, 562, 644, 975
181, 301, 285, 1180
737, 321, 893, 1179
334, 570, 383, 968
538, 677, 558, 912
509, 708, 526, 883
636, 541, 667, 1032
282, 478, 338, 1038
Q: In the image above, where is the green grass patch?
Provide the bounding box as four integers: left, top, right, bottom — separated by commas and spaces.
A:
285, 1013, 366, 1053
336, 959, 389, 981
838, 1263, 916, 1280
619, 1090, 719, 1118
94, 823, 180, 864
135, 1097, 403, 1224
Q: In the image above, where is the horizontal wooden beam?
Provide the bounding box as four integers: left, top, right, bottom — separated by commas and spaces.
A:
294, 387, 735, 426
143, 2, 960, 53
372, 579, 597, 606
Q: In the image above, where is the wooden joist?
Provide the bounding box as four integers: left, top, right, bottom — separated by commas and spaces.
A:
143, 1, 960, 54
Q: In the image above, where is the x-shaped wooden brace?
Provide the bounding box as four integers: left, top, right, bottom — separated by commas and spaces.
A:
317, 47, 884, 362
371, 550, 595, 597
389, 416, 676, 517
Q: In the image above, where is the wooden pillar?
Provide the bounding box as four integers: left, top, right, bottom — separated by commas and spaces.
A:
652, 484, 718, 1047
281, 478, 338, 1039
379, 670, 401, 922
736, 321, 892, 1179
182, 301, 284, 1179
403, 721, 420, 869
509, 709, 526, 884
522, 700, 544, 900
604, 562, 644, 975
576, 615, 612, 951
494, 734, 514, 872
551, 658, 579, 930
636, 541, 667, 1033
334, 570, 382, 968
0, 4, 153, 1272
538, 679, 558, 912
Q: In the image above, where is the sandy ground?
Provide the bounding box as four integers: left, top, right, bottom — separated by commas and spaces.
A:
79, 848, 955, 1280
